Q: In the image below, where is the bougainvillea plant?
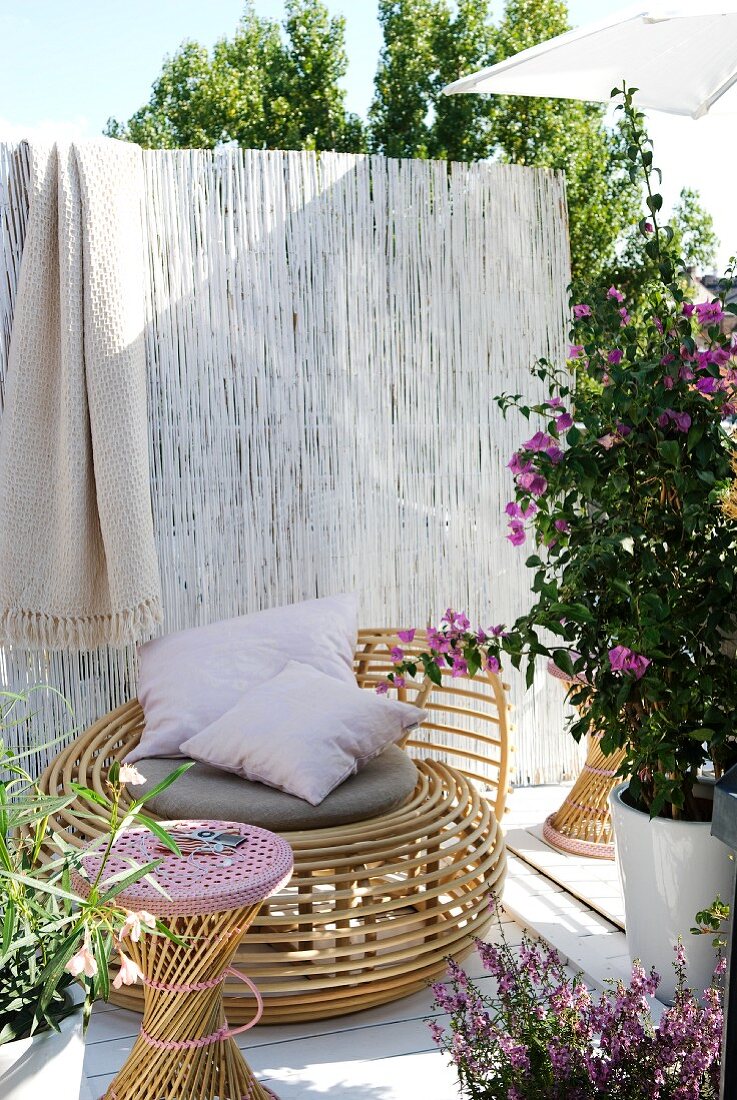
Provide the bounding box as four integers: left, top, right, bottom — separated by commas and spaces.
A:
384, 87, 737, 821
429, 899, 723, 1100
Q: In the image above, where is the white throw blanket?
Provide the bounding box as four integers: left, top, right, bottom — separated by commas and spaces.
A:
0, 140, 163, 649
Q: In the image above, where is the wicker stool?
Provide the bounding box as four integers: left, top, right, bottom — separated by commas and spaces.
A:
542, 660, 626, 860
75, 819, 293, 1100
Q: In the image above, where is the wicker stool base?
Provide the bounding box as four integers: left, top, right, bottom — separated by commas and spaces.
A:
543, 733, 627, 861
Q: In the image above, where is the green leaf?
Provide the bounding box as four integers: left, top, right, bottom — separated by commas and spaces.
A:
552, 650, 574, 678
657, 439, 680, 466
129, 762, 194, 810
130, 814, 183, 857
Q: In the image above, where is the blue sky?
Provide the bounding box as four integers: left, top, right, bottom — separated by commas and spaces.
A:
0, 1, 733, 268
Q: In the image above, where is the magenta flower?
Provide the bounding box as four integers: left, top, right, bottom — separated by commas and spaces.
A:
546, 396, 563, 408
545, 445, 564, 464
644, 220, 654, 233
507, 452, 533, 475
523, 430, 554, 452
696, 376, 719, 395
507, 521, 525, 546
390, 646, 404, 663
607, 349, 623, 365
608, 645, 651, 679
520, 501, 538, 519
451, 656, 468, 678
555, 413, 574, 432
397, 629, 416, 644
654, 317, 664, 334
486, 655, 500, 674
554, 519, 570, 533
598, 433, 616, 450
682, 302, 695, 318
679, 364, 695, 381
572, 303, 592, 319
607, 286, 624, 303
660, 354, 676, 367
673, 411, 691, 432
505, 501, 521, 518
375, 680, 389, 695
393, 675, 406, 689
517, 471, 548, 497
568, 344, 584, 358
695, 300, 725, 327
618, 306, 631, 326
615, 422, 631, 437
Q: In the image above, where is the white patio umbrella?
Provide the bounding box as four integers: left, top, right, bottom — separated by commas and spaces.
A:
443, 2, 737, 118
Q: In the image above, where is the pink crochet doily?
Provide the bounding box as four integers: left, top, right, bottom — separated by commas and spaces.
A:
74, 819, 294, 917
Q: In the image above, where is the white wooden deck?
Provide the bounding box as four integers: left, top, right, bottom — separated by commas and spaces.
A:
79, 784, 631, 1100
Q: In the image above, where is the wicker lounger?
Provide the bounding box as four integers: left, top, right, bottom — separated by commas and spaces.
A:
40, 629, 511, 1023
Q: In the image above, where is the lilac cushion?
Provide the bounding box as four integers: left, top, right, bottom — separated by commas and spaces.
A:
125, 594, 358, 763
180, 661, 426, 805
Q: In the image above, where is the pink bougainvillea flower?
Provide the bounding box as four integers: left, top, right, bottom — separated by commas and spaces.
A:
695, 300, 725, 327
507, 453, 532, 475
119, 764, 146, 786
723, 403, 736, 417
523, 430, 554, 452
507, 521, 526, 546
597, 433, 616, 450
393, 676, 406, 689
673, 412, 691, 432
112, 951, 145, 990
654, 317, 664, 334
657, 411, 670, 428
520, 501, 538, 519
607, 349, 623, 365
662, 374, 675, 390
546, 396, 563, 408
660, 354, 676, 367
120, 909, 156, 944
554, 519, 570, 533
490, 624, 505, 636
682, 302, 695, 318
505, 501, 522, 518
451, 656, 468, 678
644, 220, 654, 233
608, 645, 651, 679
555, 413, 574, 432
568, 344, 584, 358
679, 365, 694, 381
619, 307, 631, 326
397, 629, 416, 644
516, 471, 547, 497
476, 628, 488, 643
615, 422, 631, 437
390, 646, 404, 663
66, 934, 98, 979
572, 303, 591, 319
375, 680, 389, 695
545, 445, 564, 464
607, 286, 624, 303
486, 655, 500, 674
696, 376, 719, 395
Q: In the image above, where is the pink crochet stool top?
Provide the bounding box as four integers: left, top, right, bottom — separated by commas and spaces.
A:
74, 819, 294, 916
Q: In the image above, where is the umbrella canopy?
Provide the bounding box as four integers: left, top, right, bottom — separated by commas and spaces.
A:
443, 3, 737, 118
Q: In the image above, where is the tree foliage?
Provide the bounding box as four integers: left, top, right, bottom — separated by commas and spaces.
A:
107, 0, 717, 298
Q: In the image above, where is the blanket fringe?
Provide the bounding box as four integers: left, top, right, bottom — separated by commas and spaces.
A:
0, 598, 163, 651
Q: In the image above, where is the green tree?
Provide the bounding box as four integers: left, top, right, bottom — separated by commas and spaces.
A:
106, 1, 365, 153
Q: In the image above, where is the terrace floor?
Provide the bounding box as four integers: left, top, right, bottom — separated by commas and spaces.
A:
79, 784, 633, 1100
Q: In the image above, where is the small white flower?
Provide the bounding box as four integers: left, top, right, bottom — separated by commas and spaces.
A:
119, 908, 156, 943
119, 763, 146, 786
112, 950, 144, 989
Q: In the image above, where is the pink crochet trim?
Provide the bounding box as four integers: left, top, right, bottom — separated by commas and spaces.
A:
139, 966, 263, 1050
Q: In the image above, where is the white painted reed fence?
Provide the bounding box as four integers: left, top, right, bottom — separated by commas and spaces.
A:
0, 142, 580, 784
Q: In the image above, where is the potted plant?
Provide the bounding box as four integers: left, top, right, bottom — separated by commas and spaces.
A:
385, 87, 737, 1000
428, 898, 723, 1098
0, 691, 189, 1100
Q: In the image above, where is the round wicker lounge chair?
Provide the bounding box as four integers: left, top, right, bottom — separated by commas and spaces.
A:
40, 629, 511, 1023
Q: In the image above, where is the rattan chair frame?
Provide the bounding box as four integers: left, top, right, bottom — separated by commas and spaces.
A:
40, 629, 511, 1023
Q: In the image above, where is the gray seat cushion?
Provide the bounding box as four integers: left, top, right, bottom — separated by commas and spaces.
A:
133, 744, 419, 832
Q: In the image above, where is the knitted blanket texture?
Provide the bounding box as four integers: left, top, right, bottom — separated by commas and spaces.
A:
0, 140, 163, 649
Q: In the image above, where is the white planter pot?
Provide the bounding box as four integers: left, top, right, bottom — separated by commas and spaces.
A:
0, 988, 85, 1100
610, 781, 734, 1003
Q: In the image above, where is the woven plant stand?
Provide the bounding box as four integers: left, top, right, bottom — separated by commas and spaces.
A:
74, 820, 293, 1100
542, 660, 627, 861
